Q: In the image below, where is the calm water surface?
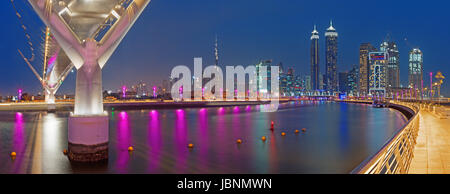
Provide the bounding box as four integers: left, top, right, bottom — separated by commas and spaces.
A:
0, 101, 407, 173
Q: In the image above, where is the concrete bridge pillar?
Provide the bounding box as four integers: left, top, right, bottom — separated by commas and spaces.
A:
28, 0, 152, 162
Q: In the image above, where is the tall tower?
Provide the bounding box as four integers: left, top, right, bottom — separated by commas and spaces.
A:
358, 43, 377, 96
325, 20, 338, 92
369, 52, 388, 96
310, 25, 320, 91
408, 48, 423, 89
381, 41, 400, 88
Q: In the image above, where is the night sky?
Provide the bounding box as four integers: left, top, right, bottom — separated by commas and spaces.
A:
1, 0, 449, 96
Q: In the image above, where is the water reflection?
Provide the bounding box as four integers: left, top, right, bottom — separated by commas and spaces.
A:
116, 111, 131, 173
0, 102, 407, 174
12, 112, 25, 173
147, 110, 161, 172
174, 109, 188, 173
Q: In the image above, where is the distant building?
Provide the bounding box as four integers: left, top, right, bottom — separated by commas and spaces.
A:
380, 41, 400, 88
319, 74, 324, 90
310, 25, 320, 91
408, 48, 423, 90
133, 81, 148, 97
325, 21, 338, 92
369, 52, 388, 96
338, 72, 349, 93
256, 60, 273, 97
347, 65, 359, 96
286, 68, 295, 96
358, 43, 377, 96
162, 79, 171, 94
279, 63, 288, 96
304, 75, 311, 91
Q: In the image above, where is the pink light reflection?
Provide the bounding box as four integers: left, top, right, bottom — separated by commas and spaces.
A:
174, 109, 188, 172
147, 110, 162, 172
116, 111, 131, 172
12, 112, 25, 173
233, 106, 240, 114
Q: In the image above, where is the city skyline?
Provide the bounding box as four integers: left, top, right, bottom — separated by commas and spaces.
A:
1, 0, 448, 96
0, 0, 449, 178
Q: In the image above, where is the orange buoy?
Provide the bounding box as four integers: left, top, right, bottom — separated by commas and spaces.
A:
295, 129, 300, 133
302, 128, 306, 132
128, 146, 134, 152
261, 136, 266, 141
281, 132, 286, 136
188, 143, 194, 148
10, 152, 16, 157
236, 139, 242, 144
63, 149, 68, 155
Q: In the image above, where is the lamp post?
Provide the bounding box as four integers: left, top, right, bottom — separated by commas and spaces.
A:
435, 71, 445, 105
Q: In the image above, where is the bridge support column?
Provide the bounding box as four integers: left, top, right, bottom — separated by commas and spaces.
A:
45, 90, 56, 111
68, 114, 109, 162
68, 62, 108, 162
45, 91, 56, 104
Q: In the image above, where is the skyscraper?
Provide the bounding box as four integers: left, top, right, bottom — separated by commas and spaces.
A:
325, 21, 338, 92
369, 52, 388, 96
339, 72, 349, 93
358, 43, 377, 96
408, 48, 423, 89
380, 41, 400, 88
347, 65, 359, 96
310, 25, 320, 91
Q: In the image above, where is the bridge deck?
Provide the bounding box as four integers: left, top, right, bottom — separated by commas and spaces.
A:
408, 108, 450, 174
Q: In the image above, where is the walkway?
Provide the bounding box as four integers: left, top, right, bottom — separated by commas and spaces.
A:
408, 108, 450, 174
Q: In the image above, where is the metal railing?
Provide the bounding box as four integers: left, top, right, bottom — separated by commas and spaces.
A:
352, 101, 420, 174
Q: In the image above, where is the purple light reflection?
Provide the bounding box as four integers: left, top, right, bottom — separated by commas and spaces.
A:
233, 106, 240, 114
12, 112, 25, 173
218, 107, 225, 115
174, 109, 188, 172
197, 108, 209, 171
116, 111, 131, 172
147, 110, 162, 172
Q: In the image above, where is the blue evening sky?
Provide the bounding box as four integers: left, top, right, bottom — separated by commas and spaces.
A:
0, 0, 449, 96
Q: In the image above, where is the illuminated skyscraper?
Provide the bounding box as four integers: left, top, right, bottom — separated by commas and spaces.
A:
369, 52, 388, 96
358, 43, 377, 96
310, 25, 320, 91
325, 21, 338, 92
380, 41, 400, 88
408, 48, 423, 89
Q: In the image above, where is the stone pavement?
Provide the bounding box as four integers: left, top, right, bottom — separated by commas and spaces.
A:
408, 108, 450, 174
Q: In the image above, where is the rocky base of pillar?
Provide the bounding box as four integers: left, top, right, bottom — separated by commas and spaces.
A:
47, 103, 56, 112
68, 114, 109, 162
68, 142, 108, 162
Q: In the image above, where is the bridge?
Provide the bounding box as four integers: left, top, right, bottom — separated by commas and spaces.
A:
27, 0, 152, 162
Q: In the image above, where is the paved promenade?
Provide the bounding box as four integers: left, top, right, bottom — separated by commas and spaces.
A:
408, 107, 450, 174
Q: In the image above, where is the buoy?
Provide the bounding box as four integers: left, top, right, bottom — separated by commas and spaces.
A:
302, 128, 306, 132
295, 129, 300, 133
10, 152, 16, 157
261, 136, 266, 141
236, 139, 242, 144
270, 121, 274, 130
128, 146, 134, 152
281, 132, 286, 136
188, 143, 194, 148
63, 149, 68, 155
